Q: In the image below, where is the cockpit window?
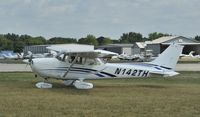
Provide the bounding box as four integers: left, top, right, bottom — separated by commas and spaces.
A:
56, 54, 64, 61
56, 54, 104, 65
69, 56, 85, 64
85, 58, 96, 65
68, 56, 76, 63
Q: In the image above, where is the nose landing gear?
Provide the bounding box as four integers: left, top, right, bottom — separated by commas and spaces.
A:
35, 78, 52, 89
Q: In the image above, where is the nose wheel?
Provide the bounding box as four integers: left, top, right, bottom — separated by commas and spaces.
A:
35, 78, 53, 89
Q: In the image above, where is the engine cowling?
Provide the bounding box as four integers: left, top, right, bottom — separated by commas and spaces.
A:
63, 80, 74, 86
73, 80, 93, 89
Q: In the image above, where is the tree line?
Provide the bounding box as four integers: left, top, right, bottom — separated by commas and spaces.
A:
0, 32, 199, 53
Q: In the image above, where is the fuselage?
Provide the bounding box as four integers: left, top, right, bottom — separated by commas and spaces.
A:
30, 57, 178, 80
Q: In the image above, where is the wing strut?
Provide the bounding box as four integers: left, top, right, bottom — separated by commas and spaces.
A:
62, 54, 78, 78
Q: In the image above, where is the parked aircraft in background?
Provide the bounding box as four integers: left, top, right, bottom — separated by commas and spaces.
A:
24, 43, 183, 90
118, 52, 141, 61
117, 51, 154, 62
180, 51, 195, 58
24, 51, 57, 59
180, 51, 200, 59
0, 51, 23, 59
24, 51, 46, 59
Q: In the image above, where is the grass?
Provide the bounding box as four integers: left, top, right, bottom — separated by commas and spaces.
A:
0, 72, 200, 117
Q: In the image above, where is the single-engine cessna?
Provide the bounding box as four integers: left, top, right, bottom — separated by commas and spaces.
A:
25, 43, 183, 89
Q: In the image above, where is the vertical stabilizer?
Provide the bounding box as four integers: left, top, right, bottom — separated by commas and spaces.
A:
150, 44, 184, 70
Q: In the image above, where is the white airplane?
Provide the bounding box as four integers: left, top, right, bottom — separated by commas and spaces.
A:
24, 51, 56, 59
2, 52, 23, 59
180, 51, 200, 59
187, 51, 200, 59
118, 52, 140, 61
180, 51, 195, 58
24, 43, 183, 89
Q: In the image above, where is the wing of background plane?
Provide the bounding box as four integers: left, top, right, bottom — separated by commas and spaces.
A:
94, 49, 119, 58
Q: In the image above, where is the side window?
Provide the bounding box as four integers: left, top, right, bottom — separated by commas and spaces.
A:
68, 56, 75, 63
85, 58, 96, 65
56, 54, 65, 61
68, 56, 85, 65
76, 57, 85, 64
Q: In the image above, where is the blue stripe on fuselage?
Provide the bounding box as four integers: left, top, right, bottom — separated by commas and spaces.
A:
41, 68, 117, 78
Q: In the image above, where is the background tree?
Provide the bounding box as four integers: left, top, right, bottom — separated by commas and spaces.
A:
112, 39, 120, 44
4, 33, 19, 41
27, 36, 46, 45
0, 35, 13, 50
4, 33, 20, 52
1, 34, 47, 52
78, 35, 98, 46
14, 41, 25, 53
148, 32, 171, 41
96, 36, 112, 45
119, 32, 144, 43
194, 35, 200, 42
19, 34, 33, 46
47, 37, 77, 44
1, 32, 199, 53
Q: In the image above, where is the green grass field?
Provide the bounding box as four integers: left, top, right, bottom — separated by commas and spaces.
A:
0, 72, 200, 117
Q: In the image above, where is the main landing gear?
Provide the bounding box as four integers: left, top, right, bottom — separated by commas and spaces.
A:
64, 80, 93, 89
73, 80, 93, 89
35, 77, 93, 89
64, 79, 93, 89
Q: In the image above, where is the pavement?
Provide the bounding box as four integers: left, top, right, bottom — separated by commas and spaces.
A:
175, 63, 200, 71
0, 63, 31, 72
0, 63, 200, 72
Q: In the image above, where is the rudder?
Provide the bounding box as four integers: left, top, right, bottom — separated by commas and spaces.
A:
150, 43, 184, 70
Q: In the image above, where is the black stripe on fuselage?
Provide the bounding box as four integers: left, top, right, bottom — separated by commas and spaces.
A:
100, 72, 116, 77
57, 67, 97, 72
143, 63, 172, 70
44, 68, 91, 73
160, 66, 172, 70
43, 67, 116, 77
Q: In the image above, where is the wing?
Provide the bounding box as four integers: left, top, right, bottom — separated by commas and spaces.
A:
47, 44, 119, 58
46, 44, 94, 52
46, 44, 99, 58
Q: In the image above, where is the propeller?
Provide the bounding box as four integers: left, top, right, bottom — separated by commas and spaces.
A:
28, 54, 33, 63
23, 52, 33, 69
